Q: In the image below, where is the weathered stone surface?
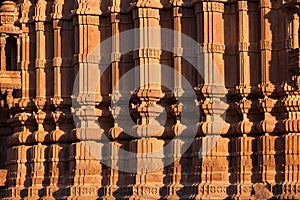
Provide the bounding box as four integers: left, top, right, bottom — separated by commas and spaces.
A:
0, 0, 299, 199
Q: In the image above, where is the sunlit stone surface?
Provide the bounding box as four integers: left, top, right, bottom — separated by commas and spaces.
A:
0, 0, 299, 199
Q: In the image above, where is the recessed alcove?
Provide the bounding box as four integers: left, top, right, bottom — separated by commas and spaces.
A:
5, 35, 17, 71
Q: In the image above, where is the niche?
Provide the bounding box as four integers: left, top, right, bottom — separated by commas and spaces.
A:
5, 36, 17, 71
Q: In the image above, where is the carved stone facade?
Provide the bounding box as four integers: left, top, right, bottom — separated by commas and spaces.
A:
0, 0, 299, 199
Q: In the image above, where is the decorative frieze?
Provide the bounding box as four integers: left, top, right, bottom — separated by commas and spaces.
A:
133, 48, 162, 59
201, 43, 225, 54
193, 1, 225, 13
260, 40, 273, 50
0, 71, 21, 89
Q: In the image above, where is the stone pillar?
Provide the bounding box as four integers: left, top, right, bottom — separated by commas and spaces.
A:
19, 30, 31, 107
193, 136, 230, 199
281, 63, 300, 198
52, 0, 63, 107
27, 133, 48, 198
42, 2, 71, 197
230, 136, 254, 199
16, 36, 20, 70
253, 2, 277, 197
34, 0, 47, 102
129, 138, 164, 199
69, 0, 103, 198
43, 112, 69, 199
68, 136, 104, 199
110, 1, 121, 101
233, 1, 254, 199
234, 0, 254, 136
0, 34, 6, 70
22, 0, 49, 197
102, 1, 123, 198
282, 6, 300, 195
259, 0, 272, 86
292, 13, 299, 49
5, 113, 34, 199
237, 0, 250, 87
173, 0, 184, 97
101, 141, 126, 199
129, 1, 165, 199
281, 132, 300, 199
192, 1, 230, 199
164, 2, 185, 198
131, 0, 164, 138
3, 0, 36, 198
192, 0, 228, 135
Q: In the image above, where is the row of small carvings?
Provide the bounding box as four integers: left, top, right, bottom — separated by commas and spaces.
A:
1, 184, 300, 199
6, 118, 300, 146
15, 0, 281, 18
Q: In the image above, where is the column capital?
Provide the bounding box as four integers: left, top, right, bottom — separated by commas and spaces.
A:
109, 0, 121, 13
237, 0, 248, 11
192, 1, 225, 13
171, 0, 184, 7
33, 0, 47, 22
52, 0, 63, 20
35, 21, 44, 31
131, 0, 163, 10
72, 0, 102, 16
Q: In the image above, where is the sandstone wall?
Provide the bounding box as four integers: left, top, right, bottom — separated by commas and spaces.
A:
0, 0, 299, 199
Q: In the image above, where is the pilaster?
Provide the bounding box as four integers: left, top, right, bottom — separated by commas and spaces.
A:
129, 1, 164, 199
192, 1, 229, 198
69, 0, 103, 198
102, 1, 122, 199
0, 34, 6, 70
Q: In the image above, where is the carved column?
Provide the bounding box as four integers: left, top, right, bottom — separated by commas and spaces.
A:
19, 30, 31, 107
237, 0, 250, 88
173, 1, 184, 98
27, 131, 48, 198
163, 2, 186, 199
69, 0, 103, 198
129, 0, 165, 199
41, 2, 70, 197
257, 0, 277, 136
5, 113, 34, 199
259, 0, 272, 87
131, 0, 164, 138
231, 135, 254, 199
102, 1, 123, 198
20, 0, 34, 105
192, 0, 229, 135
24, 0, 49, 197
0, 34, 6, 70
232, 1, 254, 199
254, 2, 277, 197
110, 1, 121, 103
192, 1, 229, 199
52, 0, 63, 107
235, 0, 252, 132
34, 0, 47, 103
32, 0, 48, 165
3, 0, 35, 198
193, 136, 230, 199
292, 13, 299, 49
281, 4, 300, 198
